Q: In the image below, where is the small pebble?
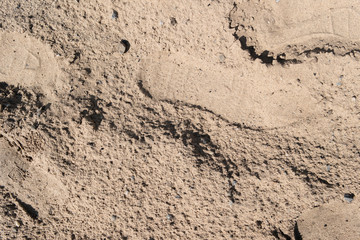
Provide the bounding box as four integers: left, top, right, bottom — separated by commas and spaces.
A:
112, 10, 118, 19
119, 39, 130, 54
344, 193, 355, 203
336, 75, 344, 86
14, 220, 21, 227
219, 53, 226, 63
170, 17, 177, 26
49, 207, 55, 215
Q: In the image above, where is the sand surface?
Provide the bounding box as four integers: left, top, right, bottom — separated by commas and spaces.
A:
1, 0, 360, 239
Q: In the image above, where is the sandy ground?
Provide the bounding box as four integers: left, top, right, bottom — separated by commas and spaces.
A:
1, 0, 360, 239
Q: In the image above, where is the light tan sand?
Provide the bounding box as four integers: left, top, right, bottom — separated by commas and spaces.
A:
297, 201, 360, 239
230, 0, 360, 58
1, 0, 360, 239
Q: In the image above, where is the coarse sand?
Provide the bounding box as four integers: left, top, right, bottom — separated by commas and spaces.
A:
1, 0, 360, 239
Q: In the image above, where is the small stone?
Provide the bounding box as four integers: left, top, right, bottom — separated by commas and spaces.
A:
112, 10, 118, 19
166, 214, 175, 221
344, 193, 355, 203
119, 39, 130, 54
14, 220, 22, 228
49, 207, 55, 216
170, 17, 177, 26
219, 53, 226, 63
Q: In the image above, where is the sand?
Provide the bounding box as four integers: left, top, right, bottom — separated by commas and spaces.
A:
1, 0, 360, 239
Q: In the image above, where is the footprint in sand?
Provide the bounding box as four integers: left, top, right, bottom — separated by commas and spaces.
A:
0, 136, 68, 218
0, 31, 64, 100
296, 201, 360, 239
0, 32, 68, 218
230, 0, 360, 58
139, 52, 319, 129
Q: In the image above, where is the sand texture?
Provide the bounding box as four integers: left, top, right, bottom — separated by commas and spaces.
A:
1, 0, 360, 239
230, 0, 360, 60
296, 201, 360, 240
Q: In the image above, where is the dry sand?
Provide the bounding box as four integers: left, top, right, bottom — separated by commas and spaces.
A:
1, 0, 360, 239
